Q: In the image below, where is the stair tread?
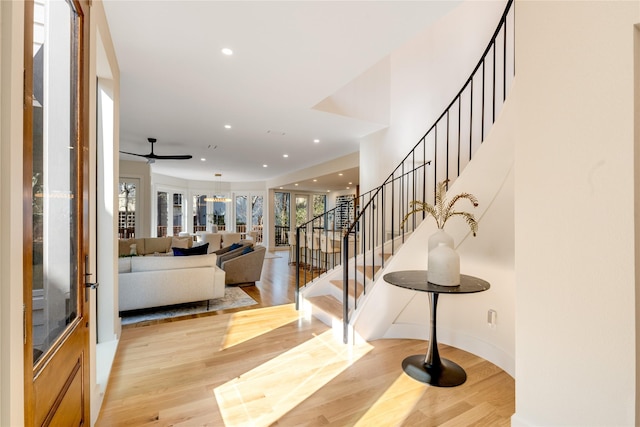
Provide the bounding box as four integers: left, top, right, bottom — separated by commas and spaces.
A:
357, 264, 382, 279
378, 253, 392, 261
329, 279, 364, 298
306, 295, 343, 320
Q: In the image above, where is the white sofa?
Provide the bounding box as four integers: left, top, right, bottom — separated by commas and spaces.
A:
118, 253, 226, 311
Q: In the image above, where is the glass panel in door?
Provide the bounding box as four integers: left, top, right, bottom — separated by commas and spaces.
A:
31, 0, 78, 365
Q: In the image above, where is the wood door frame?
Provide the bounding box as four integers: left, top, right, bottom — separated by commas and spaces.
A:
23, 0, 91, 424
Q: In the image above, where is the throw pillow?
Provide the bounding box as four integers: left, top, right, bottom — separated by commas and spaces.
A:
229, 242, 242, 251
172, 243, 209, 256
129, 243, 137, 256
241, 246, 254, 255
171, 236, 192, 249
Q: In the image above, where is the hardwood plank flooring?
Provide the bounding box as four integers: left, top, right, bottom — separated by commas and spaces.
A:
97, 249, 514, 426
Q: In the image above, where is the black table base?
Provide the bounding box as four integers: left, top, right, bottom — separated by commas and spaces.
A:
401, 354, 467, 387
383, 271, 490, 388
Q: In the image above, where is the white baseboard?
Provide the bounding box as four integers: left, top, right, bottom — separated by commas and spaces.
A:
92, 339, 120, 425
510, 413, 535, 427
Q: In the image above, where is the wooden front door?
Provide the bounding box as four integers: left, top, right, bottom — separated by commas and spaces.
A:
23, 0, 91, 425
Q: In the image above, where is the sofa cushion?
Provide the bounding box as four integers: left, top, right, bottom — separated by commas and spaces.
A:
173, 243, 209, 256
145, 236, 172, 254
171, 236, 193, 249
130, 253, 217, 272
118, 238, 145, 257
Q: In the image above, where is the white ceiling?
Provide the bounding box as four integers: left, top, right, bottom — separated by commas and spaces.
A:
103, 1, 459, 191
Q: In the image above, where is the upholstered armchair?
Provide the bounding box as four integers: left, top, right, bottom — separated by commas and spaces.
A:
219, 246, 266, 286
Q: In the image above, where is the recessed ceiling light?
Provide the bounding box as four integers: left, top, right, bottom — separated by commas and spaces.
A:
348, 182, 352, 185
200, 158, 206, 162
263, 164, 268, 168
221, 48, 233, 56
313, 139, 320, 143
346, 187, 350, 189
313, 179, 317, 182
339, 173, 343, 176
279, 187, 283, 189
283, 154, 289, 158
326, 190, 330, 193
224, 124, 232, 129
294, 183, 299, 186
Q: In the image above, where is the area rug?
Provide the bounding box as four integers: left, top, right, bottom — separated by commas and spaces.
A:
120, 287, 258, 326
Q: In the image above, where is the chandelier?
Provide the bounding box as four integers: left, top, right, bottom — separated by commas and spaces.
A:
204, 173, 232, 203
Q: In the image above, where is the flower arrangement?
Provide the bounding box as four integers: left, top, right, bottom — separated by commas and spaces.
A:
400, 179, 479, 236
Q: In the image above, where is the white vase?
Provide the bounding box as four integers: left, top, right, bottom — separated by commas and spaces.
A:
428, 229, 454, 253
428, 242, 460, 286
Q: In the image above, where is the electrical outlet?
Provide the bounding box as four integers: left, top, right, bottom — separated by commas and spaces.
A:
487, 309, 497, 328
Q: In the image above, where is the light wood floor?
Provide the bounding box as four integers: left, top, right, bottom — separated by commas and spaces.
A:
97, 250, 514, 426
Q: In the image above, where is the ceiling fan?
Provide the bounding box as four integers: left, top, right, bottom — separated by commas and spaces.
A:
120, 138, 192, 162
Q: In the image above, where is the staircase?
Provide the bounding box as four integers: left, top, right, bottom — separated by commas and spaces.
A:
296, 0, 515, 344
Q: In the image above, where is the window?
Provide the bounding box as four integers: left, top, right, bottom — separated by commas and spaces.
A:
236, 195, 247, 235
157, 191, 168, 236
211, 200, 227, 231
193, 195, 206, 232
313, 194, 326, 228
313, 194, 326, 217
274, 192, 290, 246
118, 180, 137, 238
295, 196, 308, 227
251, 195, 264, 243
173, 193, 183, 234
192, 194, 207, 233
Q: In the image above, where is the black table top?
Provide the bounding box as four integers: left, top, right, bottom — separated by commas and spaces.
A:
383, 270, 490, 294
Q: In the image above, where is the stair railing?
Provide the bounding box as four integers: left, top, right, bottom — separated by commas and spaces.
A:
337, 0, 515, 343
294, 185, 386, 309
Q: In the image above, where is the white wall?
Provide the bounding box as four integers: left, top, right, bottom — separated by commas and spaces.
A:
0, 1, 25, 424
360, 0, 507, 193
92, 1, 121, 424
513, 1, 639, 425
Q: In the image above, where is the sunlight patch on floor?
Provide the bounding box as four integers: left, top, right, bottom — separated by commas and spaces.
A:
220, 303, 301, 350
354, 372, 427, 426
214, 329, 373, 427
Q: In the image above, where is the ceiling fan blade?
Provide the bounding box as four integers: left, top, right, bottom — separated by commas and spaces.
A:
149, 154, 193, 160
119, 150, 150, 158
